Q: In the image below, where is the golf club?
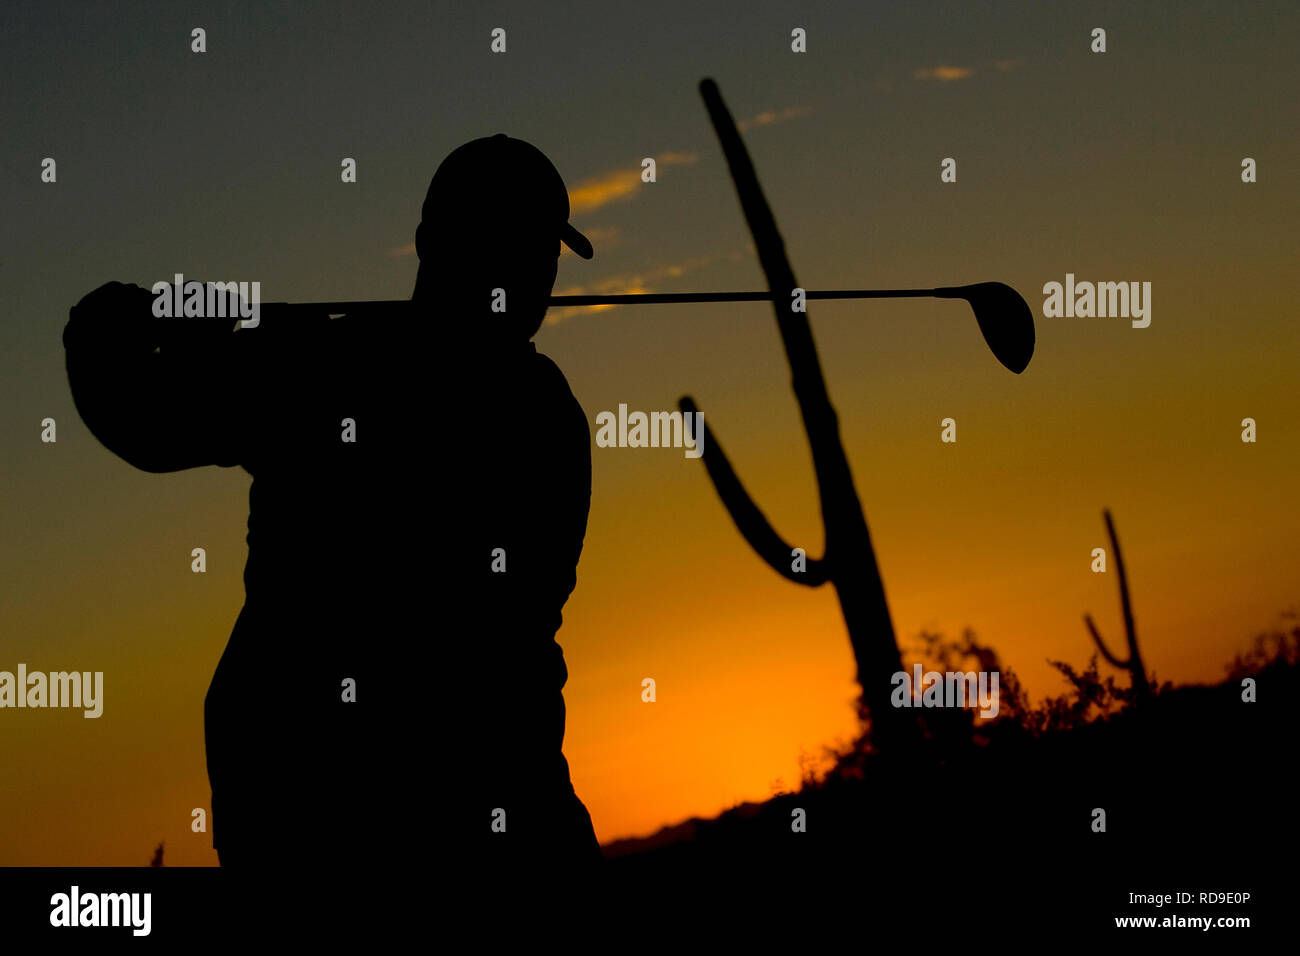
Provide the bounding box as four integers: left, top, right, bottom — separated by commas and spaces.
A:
256, 280, 1035, 373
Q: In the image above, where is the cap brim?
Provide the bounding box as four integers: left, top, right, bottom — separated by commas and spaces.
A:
561, 222, 594, 259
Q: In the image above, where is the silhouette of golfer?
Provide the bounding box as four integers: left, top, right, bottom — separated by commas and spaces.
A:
64, 134, 601, 874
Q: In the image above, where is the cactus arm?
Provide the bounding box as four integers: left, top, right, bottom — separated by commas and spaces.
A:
680, 396, 827, 586
1083, 614, 1128, 668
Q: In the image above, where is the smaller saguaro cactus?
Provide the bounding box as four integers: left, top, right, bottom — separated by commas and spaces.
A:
1083, 509, 1153, 701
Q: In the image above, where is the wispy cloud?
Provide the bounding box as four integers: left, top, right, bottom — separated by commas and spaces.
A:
913, 65, 975, 82
568, 152, 698, 215
546, 253, 725, 324
994, 58, 1022, 72
737, 105, 812, 131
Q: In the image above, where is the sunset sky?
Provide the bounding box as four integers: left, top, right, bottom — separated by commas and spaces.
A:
2, 1, 1297, 864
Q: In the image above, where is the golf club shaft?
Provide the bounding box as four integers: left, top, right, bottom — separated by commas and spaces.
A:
257, 287, 959, 315
552, 289, 940, 305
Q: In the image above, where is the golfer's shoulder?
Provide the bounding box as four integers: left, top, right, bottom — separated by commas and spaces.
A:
526, 346, 588, 431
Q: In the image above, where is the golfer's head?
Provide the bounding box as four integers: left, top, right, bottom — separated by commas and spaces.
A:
413, 134, 591, 341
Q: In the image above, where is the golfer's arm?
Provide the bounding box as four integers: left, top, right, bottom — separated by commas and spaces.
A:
496, 401, 592, 635
64, 329, 247, 473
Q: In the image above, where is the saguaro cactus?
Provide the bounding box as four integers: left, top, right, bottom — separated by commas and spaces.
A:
1083, 509, 1153, 701
678, 79, 918, 750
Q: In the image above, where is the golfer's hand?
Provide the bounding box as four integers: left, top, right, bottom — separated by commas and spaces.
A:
64, 281, 157, 354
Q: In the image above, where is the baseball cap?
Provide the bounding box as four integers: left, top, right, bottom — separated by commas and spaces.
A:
421, 134, 593, 259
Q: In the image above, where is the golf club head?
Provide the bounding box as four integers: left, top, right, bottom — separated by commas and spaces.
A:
938, 282, 1035, 374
